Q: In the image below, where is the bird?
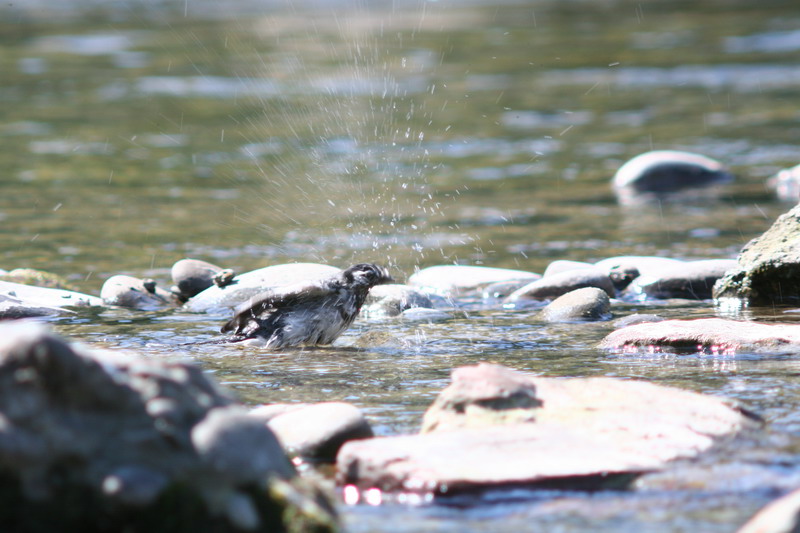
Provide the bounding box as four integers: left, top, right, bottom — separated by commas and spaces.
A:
220, 263, 393, 348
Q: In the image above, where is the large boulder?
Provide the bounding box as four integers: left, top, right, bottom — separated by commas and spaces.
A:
337, 363, 753, 495
0, 322, 336, 533
599, 317, 800, 353
714, 204, 800, 305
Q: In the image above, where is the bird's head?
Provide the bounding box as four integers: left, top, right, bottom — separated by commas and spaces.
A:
342, 263, 394, 289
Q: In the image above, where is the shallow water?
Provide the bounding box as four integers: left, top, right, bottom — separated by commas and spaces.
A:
3, 0, 800, 530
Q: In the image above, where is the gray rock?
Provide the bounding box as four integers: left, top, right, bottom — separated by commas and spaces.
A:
0, 280, 103, 318
714, 204, 800, 305
505, 267, 614, 304
408, 265, 539, 297
399, 307, 452, 322
594, 256, 685, 278
362, 284, 434, 318
612, 313, 664, 329
542, 260, 594, 277
539, 287, 611, 322
337, 363, 753, 494
0, 321, 336, 532
612, 150, 734, 193
262, 402, 373, 463
624, 259, 736, 300
599, 317, 800, 353
767, 162, 800, 202
481, 279, 534, 300
171, 258, 231, 301
738, 487, 800, 533
101, 274, 174, 310
184, 263, 341, 314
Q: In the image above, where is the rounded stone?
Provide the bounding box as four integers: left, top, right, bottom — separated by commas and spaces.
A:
101, 275, 173, 310
612, 150, 734, 193
171, 259, 227, 301
539, 287, 612, 322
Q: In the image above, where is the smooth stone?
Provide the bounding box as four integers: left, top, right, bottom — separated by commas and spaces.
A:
0, 279, 103, 313
170, 258, 229, 301
481, 279, 534, 300
594, 256, 685, 278
399, 307, 452, 322
191, 405, 294, 483
338, 363, 753, 494
767, 163, 800, 202
607, 263, 640, 292
612, 150, 734, 193
504, 267, 614, 304
623, 259, 737, 300
362, 284, 435, 318
0, 268, 79, 291
612, 313, 664, 329
738, 487, 800, 533
542, 260, 594, 277
264, 402, 373, 463
539, 287, 611, 322
184, 263, 341, 314
599, 317, 800, 353
0, 293, 71, 319
100, 274, 174, 310
408, 265, 539, 297
0, 322, 336, 531
714, 204, 800, 305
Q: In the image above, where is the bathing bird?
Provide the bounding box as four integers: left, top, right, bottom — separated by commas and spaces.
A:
220, 263, 393, 348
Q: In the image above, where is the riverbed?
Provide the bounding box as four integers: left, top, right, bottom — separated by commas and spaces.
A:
2, 0, 800, 530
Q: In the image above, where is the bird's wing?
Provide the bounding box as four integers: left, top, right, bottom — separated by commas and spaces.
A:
220, 280, 333, 334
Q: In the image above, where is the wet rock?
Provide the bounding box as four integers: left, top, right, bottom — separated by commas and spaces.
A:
599, 317, 800, 353
408, 265, 539, 297
607, 263, 640, 292
542, 260, 594, 277
362, 284, 435, 318
338, 363, 753, 494
612, 150, 734, 193
0, 321, 336, 533
714, 204, 800, 305
594, 255, 685, 279
481, 279, 534, 300
171, 258, 233, 302
505, 267, 614, 304
623, 259, 736, 300
185, 263, 341, 314
0, 268, 80, 291
256, 402, 373, 463
539, 287, 611, 322
738, 487, 800, 533
100, 274, 174, 310
612, 313, 664, 329
767, 162, 800, 202
0, 279, 102, 318
399, 307, 452, 322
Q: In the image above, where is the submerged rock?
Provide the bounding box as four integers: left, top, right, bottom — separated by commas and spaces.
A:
0, 279, 102, 318
714, 204, 800, 305
337, 363, 753, 495
101, 274, 174, 310
185, 263, 341, 314
599, 317, 800, 353
362, 284, 435, 318
612, 150, 734, 193
408, 265, 539, 297
623, 259, 736, 300
538, 287, 611, 322
0, 322, 336, 533
505, 267, 614, 304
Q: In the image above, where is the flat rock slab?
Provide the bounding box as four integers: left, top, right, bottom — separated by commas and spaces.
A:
337, 365, 752, 494
0, 280, 103, 317
184, 263, 341, 314
408, 265, 539, 297
599, 317, 800, 352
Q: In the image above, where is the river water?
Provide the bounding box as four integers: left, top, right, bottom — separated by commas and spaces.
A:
2, 0, 800, 530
